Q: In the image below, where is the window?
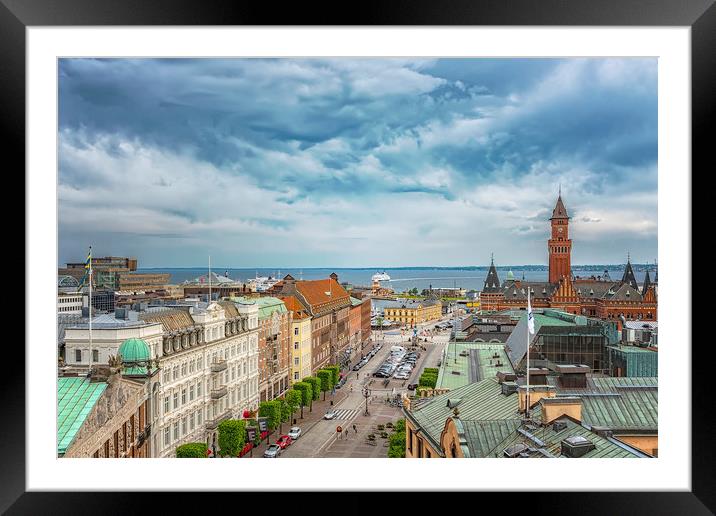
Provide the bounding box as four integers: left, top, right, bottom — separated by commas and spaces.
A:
182, 417, 187, 436
181, 389, 187, 405
173, 422, 179, 441
197, 409, 203, 425
181, 363, 187, 376
93, 350, 99, 362
294, 328, 299, 336
75, 349, 82, 362
173, 392, 179, 409
189, 360, 194, 374
197, 381, 203, 396
173, 367, 178, 380
294, 342, 299, 350
189, 412, 195, 431
294, 358, 299, 366
294, 372, 299, 380
189, 385, 195, 401
197, 357, 203, 369
164, 396, 170, 414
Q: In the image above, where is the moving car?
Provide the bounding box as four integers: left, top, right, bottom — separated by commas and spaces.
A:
324, 410, 337, 420
275, 435, 293, 449
288, 426, 302, 440
263, 444, 282, 458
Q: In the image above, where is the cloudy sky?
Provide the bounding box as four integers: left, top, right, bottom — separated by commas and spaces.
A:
58, 58, 657, 268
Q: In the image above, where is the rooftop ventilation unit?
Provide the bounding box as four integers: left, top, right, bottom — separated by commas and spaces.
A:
503, 443, 530, 458
552, 420, 568, 432
501, 381, 518, 396
561, 435, 596, 458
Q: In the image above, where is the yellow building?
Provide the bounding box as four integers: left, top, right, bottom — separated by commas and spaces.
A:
280, 296, 312, 383
383, 299, 442, 327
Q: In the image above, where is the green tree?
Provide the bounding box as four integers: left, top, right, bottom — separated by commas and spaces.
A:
218, 419, 247, 457
387, 430, 406, 458
316, 370, 333, 400
293, 382, 312, 415
258, 400, 282, 431
176, 442, 208, 458
276, 397, 291, 432
303, 376, 321, 402
325, 365, 340, 385
285, 389, 303, 423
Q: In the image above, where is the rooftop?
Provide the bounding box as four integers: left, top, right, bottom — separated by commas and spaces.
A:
230, 296, 287, 319
436, 343, 513, 390
57, 377, 107, 455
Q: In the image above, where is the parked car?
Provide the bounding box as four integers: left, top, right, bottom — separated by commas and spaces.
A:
324, 410, 337, 420
275, 435, 293, 449
287, 427, 302, 440
263, 444, 282, 458
352, 364, 362, 371
407, 383, 418, 390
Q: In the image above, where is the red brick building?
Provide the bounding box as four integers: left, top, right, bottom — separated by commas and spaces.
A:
481, 193, 657, 328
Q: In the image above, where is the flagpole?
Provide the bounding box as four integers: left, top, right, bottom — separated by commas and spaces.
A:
208, 255, 212, 302
88, 246, 93, 376
525, 287, 530, 419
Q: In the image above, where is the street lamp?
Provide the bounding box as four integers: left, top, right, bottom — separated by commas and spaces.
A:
362, 387, 371, 416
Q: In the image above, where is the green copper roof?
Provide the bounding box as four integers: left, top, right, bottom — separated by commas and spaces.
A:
230, 296, 287, 320
607, 345, 658, 377
483, 418, 644, 458
57, 377, 107, 455
408, 378, 528, 450
118, 338, 151, 363
437, 343, 513, 390
350, 296, 363, 307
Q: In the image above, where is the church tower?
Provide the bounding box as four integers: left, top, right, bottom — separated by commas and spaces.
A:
548, 190, 572, 284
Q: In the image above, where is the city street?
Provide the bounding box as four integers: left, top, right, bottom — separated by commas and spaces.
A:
264, 315, 453, 458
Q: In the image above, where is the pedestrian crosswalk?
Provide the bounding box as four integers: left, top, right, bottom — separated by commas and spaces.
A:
331, 409, 359, 421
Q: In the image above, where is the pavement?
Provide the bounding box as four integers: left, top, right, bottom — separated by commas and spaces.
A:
254, 317, 453, 458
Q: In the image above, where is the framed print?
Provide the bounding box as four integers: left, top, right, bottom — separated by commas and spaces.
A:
6, 0, 712, 513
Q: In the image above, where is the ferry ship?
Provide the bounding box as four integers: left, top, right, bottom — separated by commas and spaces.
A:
371, 271, 391, 282
247, 272, 281, 292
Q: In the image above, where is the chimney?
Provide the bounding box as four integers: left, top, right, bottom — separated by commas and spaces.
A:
330, 272, 338, 282
518, 385, 556, 411
555, 364, 590, 388
527, 367, 550, 385
560, 435, 595, 458
540, 396, 583, 425
496, 371, 517, 384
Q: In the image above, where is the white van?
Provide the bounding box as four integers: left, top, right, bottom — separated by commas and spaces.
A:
390, 345, 405, 353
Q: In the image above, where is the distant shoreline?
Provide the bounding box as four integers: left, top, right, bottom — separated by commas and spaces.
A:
134, 264, 653, 271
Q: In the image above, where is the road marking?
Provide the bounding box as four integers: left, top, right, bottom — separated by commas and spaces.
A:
330, 409, 359, 420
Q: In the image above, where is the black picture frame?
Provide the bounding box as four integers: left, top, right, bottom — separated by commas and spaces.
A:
5, 0, 710, 513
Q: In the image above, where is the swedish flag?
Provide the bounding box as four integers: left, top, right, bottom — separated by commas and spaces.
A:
77, 247, 92, 289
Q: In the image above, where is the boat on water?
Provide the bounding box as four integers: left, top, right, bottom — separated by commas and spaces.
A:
247, 272, 281, 292
372, 271, 391, 282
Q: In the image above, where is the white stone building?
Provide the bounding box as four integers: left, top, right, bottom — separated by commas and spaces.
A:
60, 299, 260, 457
57, 292, 87, 315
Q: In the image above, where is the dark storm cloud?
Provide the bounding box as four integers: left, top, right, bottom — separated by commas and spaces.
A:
58, 58, 657, 267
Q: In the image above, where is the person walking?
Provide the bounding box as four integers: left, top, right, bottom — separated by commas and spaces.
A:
345, 428, 349, 439
353, 424, 357, 434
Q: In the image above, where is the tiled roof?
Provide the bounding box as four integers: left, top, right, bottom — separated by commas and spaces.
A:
57, 377, 107, 455
551, 194, 569, 219
139, 308, 195, 331
482, 261, 501, 293
501, 281, 557, 300
217, 300, 239, 318
295, 279, 351, 314
279, 296, 310, 319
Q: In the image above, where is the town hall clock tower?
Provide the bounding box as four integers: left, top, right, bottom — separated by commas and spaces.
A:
548, 191, 572, 284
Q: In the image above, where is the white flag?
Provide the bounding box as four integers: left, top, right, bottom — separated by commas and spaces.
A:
527, 288, 535, 335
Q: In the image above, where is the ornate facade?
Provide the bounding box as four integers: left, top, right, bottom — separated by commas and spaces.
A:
480, 193, 657, 328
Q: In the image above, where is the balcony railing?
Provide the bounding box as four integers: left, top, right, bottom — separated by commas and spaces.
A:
205, 410, 232, 430
210, 386, 228, 399
210, 360, 227, 373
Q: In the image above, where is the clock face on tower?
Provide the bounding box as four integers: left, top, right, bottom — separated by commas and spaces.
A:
558, 227, 563, 233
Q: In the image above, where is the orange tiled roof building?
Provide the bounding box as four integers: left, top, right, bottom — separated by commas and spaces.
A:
481, 192, 657, 328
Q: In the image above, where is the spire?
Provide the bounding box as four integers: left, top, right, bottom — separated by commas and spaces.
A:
642, 269, 652, 294
621, 254, 638, 290
550, 191, 569, 220
483, 255, 501, 293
